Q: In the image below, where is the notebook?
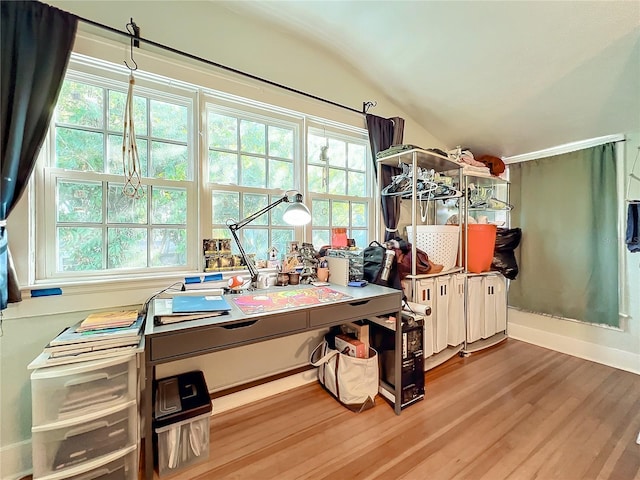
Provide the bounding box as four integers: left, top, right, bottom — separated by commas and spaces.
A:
171, 295, 232, 314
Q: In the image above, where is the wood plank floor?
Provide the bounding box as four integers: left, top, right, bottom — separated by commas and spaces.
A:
154, 339, 640, 480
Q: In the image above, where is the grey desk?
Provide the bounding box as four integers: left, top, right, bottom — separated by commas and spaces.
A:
142, 283, 403, 480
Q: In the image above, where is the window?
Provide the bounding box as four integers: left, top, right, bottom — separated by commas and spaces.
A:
39, 63, 197, 279
205, 103, 302, 265
34, 55, 372, 284
307, 125, 371, 249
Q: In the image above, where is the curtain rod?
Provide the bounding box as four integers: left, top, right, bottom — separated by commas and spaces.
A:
74, 14, 370, 116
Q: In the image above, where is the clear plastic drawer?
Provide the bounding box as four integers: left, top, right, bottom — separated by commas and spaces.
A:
32, 402, 137, 479
31, 355, 136, 427
34, 445, 138, 480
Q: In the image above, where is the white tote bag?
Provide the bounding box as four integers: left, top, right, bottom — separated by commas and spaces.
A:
310, 340, 378, 412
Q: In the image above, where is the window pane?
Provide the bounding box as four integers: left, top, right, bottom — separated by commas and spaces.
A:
150, 141, 189, 180
348, 171, 366, 197
241, 155, 266, 188
108, 135, 148, 177
308, 165, 326, 193
332, 201, 349, 225
271, 229, 294, 260
328, 138, 346, 167
57, 180, 103, 223
268, 126, 294, 159
108, 90, 147, 135
348, 143, 366, 171
151, 228, 187, 266
212, 191, 239, 224
240, 120, 266, 154
243, 228, 269, 259
57, 80, 103, 128
150, 100, 188, 142
208, 113, 237, 150
271, 197, 289, 227
57, 227, 103, 271
268, 159, 293, 190
328, 168, 346, 195
312, 199, 330, 226
351, 202, 367, 227
307, 133, 325, 164
351, 230, 368, 249
152, 187, 187, 224
243, 194, 269, 226
211, 228, 231, 239
312, 229, 330, 250
107, 227, 147, 269
209, 151, 237, 184
108, 184, 147, 224
56, 127, 104, 172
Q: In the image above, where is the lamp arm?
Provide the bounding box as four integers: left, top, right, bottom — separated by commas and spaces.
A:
230, 196, 287, 230
226, 194, 291, 288
228, 225, 260, 286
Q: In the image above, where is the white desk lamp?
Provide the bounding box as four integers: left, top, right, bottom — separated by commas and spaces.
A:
227, 190, 311, 289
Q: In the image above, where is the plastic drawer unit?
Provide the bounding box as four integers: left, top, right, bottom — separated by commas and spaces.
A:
31, 401, 137, 479
61, 446, 138, 480
31, 355, 137, 426
30, 354, 139, 480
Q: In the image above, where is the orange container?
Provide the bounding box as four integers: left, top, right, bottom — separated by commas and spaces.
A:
331, 228, 348, 248
466, 224, 497, 273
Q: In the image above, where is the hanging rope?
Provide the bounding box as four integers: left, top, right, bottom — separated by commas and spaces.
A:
122, 19, 142, 199
122, 73, 142, 198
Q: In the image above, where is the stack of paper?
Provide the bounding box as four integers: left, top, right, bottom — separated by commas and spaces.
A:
76, 310, 139, 332
153, 295, 231, 325
31, 315, 144, 367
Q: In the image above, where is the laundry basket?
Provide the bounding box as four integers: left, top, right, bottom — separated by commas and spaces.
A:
406, 225, 459, 271
466, 224, 497, 273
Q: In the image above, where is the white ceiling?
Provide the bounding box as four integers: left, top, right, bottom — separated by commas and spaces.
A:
225, 1, 640, 158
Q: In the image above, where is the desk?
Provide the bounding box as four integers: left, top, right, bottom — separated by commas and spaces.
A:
142, 283, 402, 480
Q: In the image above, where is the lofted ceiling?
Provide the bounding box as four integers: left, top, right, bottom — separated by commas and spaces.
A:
224, 1, 640, 158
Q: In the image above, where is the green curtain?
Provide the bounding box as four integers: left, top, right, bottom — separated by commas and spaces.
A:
509, 143, 619, 326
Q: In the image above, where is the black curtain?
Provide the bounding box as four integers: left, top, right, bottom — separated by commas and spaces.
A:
1, 1, 77, 309
366, 114, 404, 241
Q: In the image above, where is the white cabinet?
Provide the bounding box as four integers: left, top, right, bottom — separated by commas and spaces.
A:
30, 354, 139, 480
414, 276, 454, 355
447, 273, 466, 347
465, 272, 508, 352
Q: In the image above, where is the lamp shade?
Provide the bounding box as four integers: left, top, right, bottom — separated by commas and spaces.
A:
283, 196, 311, 226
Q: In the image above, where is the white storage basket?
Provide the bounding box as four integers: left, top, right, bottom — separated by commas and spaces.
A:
406, 225, 459, 271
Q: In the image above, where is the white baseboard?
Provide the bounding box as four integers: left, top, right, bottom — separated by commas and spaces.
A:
0, 439, 32, 480
508, 323, 640, 375
211, 369, 318, 415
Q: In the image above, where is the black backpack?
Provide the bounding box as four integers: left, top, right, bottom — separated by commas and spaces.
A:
362, 241, 401, 290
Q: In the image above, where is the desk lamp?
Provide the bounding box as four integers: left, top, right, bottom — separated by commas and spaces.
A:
227, 190, 311, 289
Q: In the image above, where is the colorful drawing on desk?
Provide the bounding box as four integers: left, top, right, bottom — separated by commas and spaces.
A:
232, 287, 352, 314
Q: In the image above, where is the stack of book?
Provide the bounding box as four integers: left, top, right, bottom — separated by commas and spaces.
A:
31, 311, 144, 367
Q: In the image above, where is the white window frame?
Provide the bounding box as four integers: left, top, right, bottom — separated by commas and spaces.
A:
26, 53, 374, 290
305, 121, 373, 249
35, 56, 200, 281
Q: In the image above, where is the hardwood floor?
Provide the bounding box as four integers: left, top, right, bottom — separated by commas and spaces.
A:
156, 339, 640, 480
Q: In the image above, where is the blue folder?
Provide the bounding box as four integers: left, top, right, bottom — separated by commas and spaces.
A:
171, 295, 232, 314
